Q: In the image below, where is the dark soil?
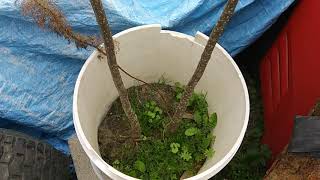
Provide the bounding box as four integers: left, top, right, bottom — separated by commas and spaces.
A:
98, 83, 177, 163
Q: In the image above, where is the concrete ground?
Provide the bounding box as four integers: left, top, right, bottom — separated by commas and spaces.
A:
68, 135, 101, 180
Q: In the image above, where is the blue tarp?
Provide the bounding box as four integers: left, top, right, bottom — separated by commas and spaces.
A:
0, 0, 295, 153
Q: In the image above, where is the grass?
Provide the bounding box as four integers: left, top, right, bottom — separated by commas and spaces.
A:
110, 83, 218, 179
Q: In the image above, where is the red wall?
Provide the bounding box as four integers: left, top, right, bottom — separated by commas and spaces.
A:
260, 0, 320, 161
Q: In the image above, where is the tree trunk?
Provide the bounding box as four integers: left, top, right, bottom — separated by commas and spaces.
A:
168, 0, 239, 133
89, 0, 141, 138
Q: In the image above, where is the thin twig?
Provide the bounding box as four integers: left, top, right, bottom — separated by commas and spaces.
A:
105, 134, 152, 142
117, 65, 148, 84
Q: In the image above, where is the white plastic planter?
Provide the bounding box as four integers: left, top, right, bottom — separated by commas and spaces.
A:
73, 24, 249, 180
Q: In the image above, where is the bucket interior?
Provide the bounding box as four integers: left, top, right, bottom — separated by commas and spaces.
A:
74, 25, 249, 179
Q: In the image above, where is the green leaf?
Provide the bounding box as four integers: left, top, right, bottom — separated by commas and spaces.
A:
209, 113, 218, 128
182, 146, 188, 152
176, 93, 183, 100
128, 170, 137, 177
113, 160, 120, 165
150, 172, 160, 179
175, 82, 182, 89
187, 94, 195, 107
204, 148, 215, 158
134, 160, 146, 173
150, 101, 156, 106
154, 107, 161, 113
180, 146, 193, 160
194, 111, 202, 124
147, 111, 156, 118
195, 154, 205, 162
170, 174, 178, 180
203, 114, 209, 124
212, 135, 216, 144
180, 151, 192, 161
142, 135, 147, 141
185, 127, 199, 136
170, 143, 180, 154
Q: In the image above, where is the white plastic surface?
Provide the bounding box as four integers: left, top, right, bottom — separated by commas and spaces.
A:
73, 24, 249, 180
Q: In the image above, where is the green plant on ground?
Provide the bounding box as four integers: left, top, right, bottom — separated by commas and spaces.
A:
211, 69, 271, 180
110, 83, 218, 179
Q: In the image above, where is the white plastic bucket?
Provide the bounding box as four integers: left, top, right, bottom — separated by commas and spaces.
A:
73, 24, 249, 180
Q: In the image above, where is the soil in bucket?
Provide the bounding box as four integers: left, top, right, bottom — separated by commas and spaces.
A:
98, 82, 218, 179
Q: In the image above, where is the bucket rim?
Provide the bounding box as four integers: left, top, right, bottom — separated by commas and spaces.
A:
72, 24, 250, 180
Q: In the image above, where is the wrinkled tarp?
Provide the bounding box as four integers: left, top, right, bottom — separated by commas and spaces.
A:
0, 0, 295, 153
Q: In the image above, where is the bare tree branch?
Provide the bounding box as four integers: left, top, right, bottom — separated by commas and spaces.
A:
168, 0, 239, 133
89, 0, 141, 138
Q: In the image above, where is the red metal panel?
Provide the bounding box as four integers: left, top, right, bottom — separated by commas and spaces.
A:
278, 33, 289, 97
260, 0, 320, 161
270, 46, 281, 109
